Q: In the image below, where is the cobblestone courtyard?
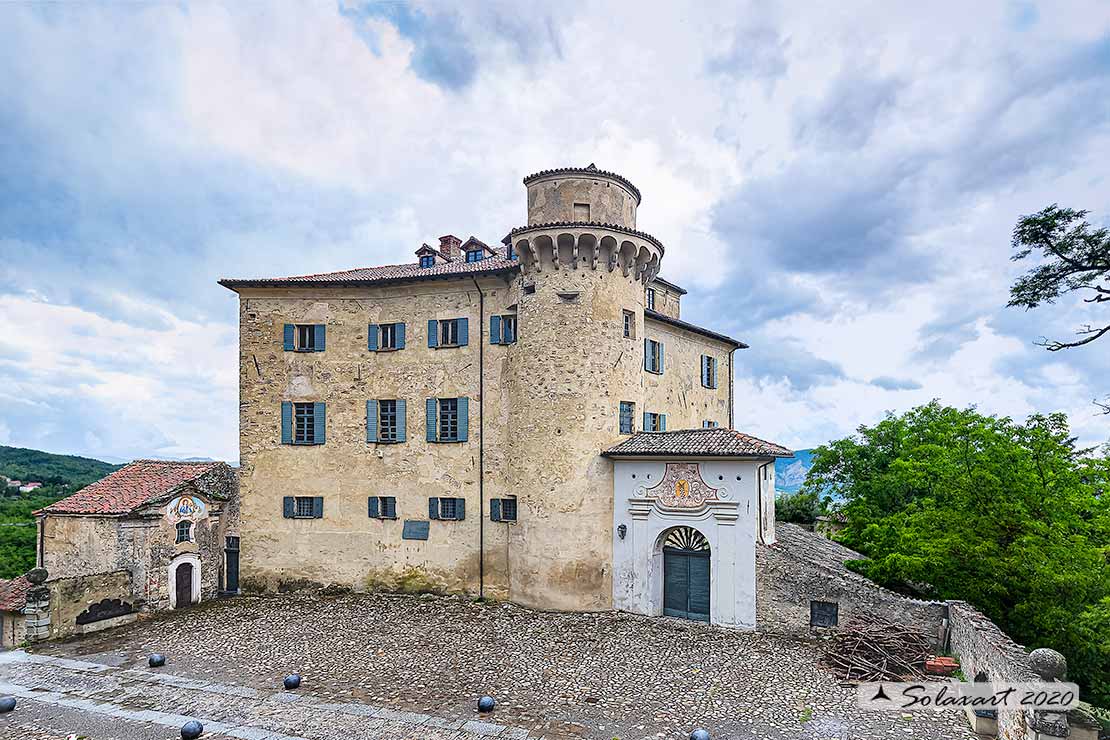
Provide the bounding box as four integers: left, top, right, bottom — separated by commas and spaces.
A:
22, 592, 977, 740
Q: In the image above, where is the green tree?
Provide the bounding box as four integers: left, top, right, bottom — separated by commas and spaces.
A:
775, 489, 822, 526
800, 403, 1110, 705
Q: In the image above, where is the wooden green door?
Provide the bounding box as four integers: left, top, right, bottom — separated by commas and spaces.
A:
662, 537, 711, 622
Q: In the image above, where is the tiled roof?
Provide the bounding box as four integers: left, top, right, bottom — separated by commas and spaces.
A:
0, 575, 30, 612
37, 460, 224, 516
522, 164, 642, 204
650, 276, 687, 295
219, 251, 518, 290
603, 428, 792, 458
645, 309, 747, 348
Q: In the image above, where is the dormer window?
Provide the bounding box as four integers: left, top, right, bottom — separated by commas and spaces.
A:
420, 255, 435, 268
465, 250, 484, 263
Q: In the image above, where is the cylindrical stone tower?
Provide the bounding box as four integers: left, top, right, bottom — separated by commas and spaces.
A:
504, 165, 663, 610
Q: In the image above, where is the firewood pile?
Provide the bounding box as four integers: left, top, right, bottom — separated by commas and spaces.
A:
822, 617, 933, 682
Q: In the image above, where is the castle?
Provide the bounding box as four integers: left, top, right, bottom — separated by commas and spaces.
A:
219, 165, 791, 627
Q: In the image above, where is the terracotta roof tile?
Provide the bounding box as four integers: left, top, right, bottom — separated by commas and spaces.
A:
38, 460, 224, 516
603, 428, 792, 458
0, 575, 30, 612
219, 249, 518, 290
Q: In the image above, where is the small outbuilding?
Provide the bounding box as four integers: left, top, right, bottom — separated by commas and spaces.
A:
35, 460, 239, 638
604, 428, 791, 629
0, 574, 31, 647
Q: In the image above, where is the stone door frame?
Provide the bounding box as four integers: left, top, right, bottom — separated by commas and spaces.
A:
167, 553, 201, 609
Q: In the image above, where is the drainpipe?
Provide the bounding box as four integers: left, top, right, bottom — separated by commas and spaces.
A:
728, 346, 737, 429
471, 277, 486, 599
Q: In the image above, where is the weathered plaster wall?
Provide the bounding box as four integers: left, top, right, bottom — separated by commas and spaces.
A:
647, 283, 682, 319
40, 516, 124, 578
612, 459, 762, 628
46, 570, 133, 640
756, 524, 947, 644
236, 276, 518, 598
526, 175, 638, 228
0, 610, 26, 648
947, 600, 1039, 740
643, 318, 732, 431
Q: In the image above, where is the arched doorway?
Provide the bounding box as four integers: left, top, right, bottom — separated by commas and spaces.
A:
662, 527, 711, 622
175, 562, 194, 609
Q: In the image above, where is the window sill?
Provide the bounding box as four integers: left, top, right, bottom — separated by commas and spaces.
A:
288, 441, 324, 446
372, 516, 399, 521
645, 370, 663, 376
291, 348, 320, 353
372, 439, 403, 445
433, 344, 462, 349
374, 347, 401, 353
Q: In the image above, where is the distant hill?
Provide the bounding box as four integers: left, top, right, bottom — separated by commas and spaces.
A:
0, 445, 120, 491
775, 448, 815, 494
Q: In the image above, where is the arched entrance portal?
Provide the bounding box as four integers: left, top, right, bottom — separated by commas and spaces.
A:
175, 562, 194, 609
662, 527, 711, 622
168, 554, 201, 609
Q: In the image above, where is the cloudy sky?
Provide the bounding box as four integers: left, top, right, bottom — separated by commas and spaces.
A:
2, 1, 1109, 463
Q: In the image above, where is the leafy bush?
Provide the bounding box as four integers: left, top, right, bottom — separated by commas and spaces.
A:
800, 402, 1110, 706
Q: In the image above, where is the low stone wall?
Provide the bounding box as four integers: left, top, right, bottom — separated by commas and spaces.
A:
47, 570, 137, 640
756, 523, 948, 645
947, 600, 1042, 740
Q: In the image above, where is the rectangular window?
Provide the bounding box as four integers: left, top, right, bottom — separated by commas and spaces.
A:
506, 244, 515, 260
439, 398, 458, 441
701, 355, 718, 388
380, 323, 397, 350
644, 412, 666, 433
501, 315, 517, 344
645, 339, 663, 374
430, 497, 466, 521
646, 288, 656, 311
175, 521, 192, 544
296, 324, 315, 351
441, 319, 460, 346
623, 310, 634, 339
619, 401, 635, 434
573, 202, 591, 220
379, 400, 398, 442
810, 600, 839, 627
368, 496, 397, 519
294, 402, 315, 444
465, 250, 484, 263
420, 255, 435, 268
294, 496, 315, 518
492, 497, 517, 522
702, 420, 719, 428
284, 323, 325, 352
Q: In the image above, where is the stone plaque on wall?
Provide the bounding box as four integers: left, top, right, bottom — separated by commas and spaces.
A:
402, 520, 429, 540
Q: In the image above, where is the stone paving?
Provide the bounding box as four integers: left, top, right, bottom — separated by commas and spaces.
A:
26, 591, 979, 740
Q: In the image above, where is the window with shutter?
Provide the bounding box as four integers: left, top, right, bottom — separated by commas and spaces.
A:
282, 496, 295, 518
312, 402, 326, 444
645, 340, 663, 374
426, 398, 437, 442
281, 402, 293, 444
367, 496, 379, 518
366, 400, 378, 443
438, 398, 459, 441
381, 496, 397, 519
293, 403, 315, 444
378, 400, 398, 442
500, 315, 517, 344
619, 401, 635, 434
293, 496, 315, 518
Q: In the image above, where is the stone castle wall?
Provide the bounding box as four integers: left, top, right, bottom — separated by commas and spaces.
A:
756, 524, 948, 645
647, 282, 682, 319
236, 276, 520, 598
526, 174, 638, 228
643, 317, 733, 431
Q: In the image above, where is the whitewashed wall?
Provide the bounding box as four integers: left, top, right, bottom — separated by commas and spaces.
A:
611, 458, 765, 629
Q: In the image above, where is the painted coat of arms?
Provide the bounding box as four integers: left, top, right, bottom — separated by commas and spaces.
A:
646, 463, 719, 509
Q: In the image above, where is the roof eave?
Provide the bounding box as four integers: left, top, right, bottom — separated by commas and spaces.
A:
643, 310, 748, 349
601, 452, 788, 460
217, 264, 519, 292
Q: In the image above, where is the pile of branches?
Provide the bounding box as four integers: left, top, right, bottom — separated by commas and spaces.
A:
822, 617, 932, 682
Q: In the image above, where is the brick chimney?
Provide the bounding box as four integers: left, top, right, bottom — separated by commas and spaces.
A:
438, 235, 462, 261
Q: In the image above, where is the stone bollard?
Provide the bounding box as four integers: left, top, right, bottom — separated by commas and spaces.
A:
1025, 648, 1069, 740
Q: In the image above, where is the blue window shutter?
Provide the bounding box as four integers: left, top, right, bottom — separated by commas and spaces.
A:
367, 496, 379, 518
428, 497, 439, 519
490, 499, 501, 522
456, 498, 466, 520
368, 324, 379, 352
312, 496, 324, 518
313, 403, 326, 444
457, 397, 469, 442
282, 496, 294, 518
426, 398, 437, 442
458, 318, 469, 346
644, 338, 651, 372
281, 402, 293, 444
490, 315, 502, 345
283, 324, 295, 351
396, 399, 407, 442
643, 412, 650, 431
366, 400, 378, 442
701, 356, 708, 387
314, 325, 326, 352
659, 342, 664, 373
428, 319, 439, 348
661, 413, 667, 431
395, 323, 406, 349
